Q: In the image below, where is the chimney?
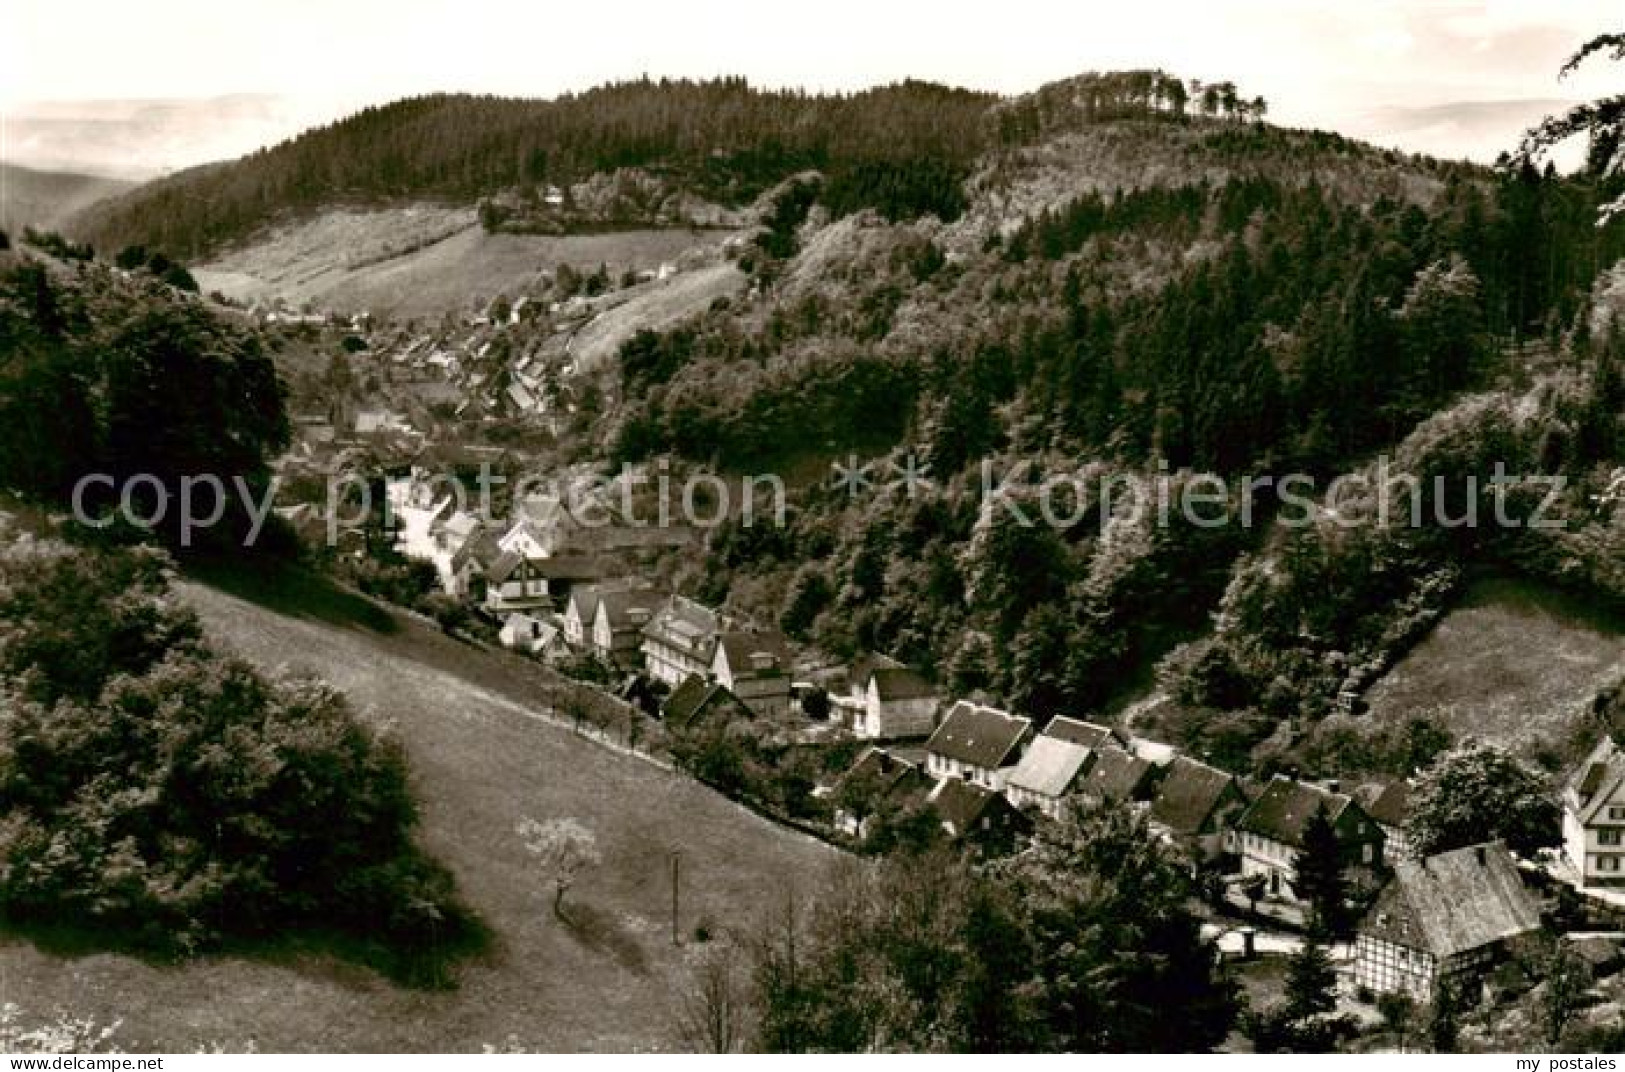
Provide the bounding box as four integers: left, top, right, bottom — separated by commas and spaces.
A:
1475, 845, 1487, 866
1325, 779, 1341, 794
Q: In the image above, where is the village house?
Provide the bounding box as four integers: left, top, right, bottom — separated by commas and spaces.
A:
1148, 755, 1249, 860
1043, 716, 1130, 751
589, 586, 665, 668
662, 673, 752, 733
498, 612, 566, 659
923, 702, 1034, 791
1563, 736, 1625, 888
710, 631, 793, 719
833, 656, 940, 740
641, 595, 725, 687
830, 747, 933, 839
1353, 841, 1542, 1000
1077, 745, 1158, 808
563, 584, 606, 648
482, 551, 553, 614
928, 777, 1030, 850
1356, 780, 1415, 861
1004, 734, 1096, 819
498, 493, 580, 559
1230, 776, 1386, 900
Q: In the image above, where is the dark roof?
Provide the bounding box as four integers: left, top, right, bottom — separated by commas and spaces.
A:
925, 702, 1032, 770
930, 778, 1016, 837
869, 665, 937, 702
715, 631, 791, 680
1080, 746, 1156, 804
1357, 780, 1412, 829
836, 747, 931, 807
1360, 842, 1541, 959
1235, 776, 1357, 848
662, 674, 750, 730
532, 554, 605, 581
1044, 716, 1127, 750
486, 550, 528, 584
1150, 756, 1243, 836
595, 587, 666, 632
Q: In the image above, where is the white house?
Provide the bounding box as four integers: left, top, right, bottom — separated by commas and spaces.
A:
1564, 736, 1625, 888
710, 631, 793, 719
1004, 734, 1095, 819
923, 702, 1033, 792
835, 657, 940, 740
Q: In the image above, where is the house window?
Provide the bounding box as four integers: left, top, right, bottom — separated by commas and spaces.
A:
1602, 829, 1623, 847
1362, 843, 1373, 864
1600, 856, 1623, 872
1610, 806, 1625, 820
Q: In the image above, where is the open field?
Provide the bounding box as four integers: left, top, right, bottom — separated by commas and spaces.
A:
0, 569, 836, 1052
193, 205, 738, 319
570, 264, 746, 372
1359, 576, 1625, 752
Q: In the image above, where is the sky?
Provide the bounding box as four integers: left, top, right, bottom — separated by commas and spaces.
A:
2, 0, 1622, 172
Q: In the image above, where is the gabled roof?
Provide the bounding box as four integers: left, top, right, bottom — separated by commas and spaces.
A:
595, 586, 665, 632
925, 702, 1032, 771
1150, 756, 1243, 836
1007, 735, 1094, 799
1044, 716, 1128, 751
870, 665, 937, 703
567, 584, 605, 624
1234, 775, 1358, 849
930, 777, 1017, 837
1568, 736, 1625, 825
663, 673, 751, 731
1360, 842, 1541, 959
486, 550, 530, 584
1080, 746, 1156, 804
1356, 780, 1412, 830
835, 747, 931, 808
643, 595, 724, 657
715, 631, 791, 680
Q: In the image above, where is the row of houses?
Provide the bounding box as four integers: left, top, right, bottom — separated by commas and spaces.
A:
837, 702, 1562, 1003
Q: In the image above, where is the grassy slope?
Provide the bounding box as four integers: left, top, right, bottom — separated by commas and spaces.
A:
0, 163, 133, 235
1359, 576, 1625, 751
0, 571, 836, 1052
193, 206, 738, 319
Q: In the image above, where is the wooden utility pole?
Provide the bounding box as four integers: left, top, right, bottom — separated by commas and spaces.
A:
671, 850, 682, 946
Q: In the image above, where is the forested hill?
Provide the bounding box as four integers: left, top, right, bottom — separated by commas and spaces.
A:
69, 77, 998, 259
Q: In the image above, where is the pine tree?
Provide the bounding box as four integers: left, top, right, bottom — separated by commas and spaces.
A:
1284, 933, 1338, 1021
1293, 806, 1351, 938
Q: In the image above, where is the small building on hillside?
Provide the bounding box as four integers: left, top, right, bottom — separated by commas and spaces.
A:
1043, 716, 1130, 752
834, 656, 940, 740
1230, 776, 1386, 900
710, 631, 793, 719
1564, 736, 1625, 888
483, 551, 552, 614
662, 673, 752, 733
499, 612, 566, 659
497, 493, 580, 559
642, 595, 725, 687
563, 583, 607, 648
1005, 734, 1096, 819
1357, 779, 1415, 861
1353, 841, 1542, 1000
830, 747, 933, 839
1148, 755, 1249, 860
928, 777, 1030, 851
589, 586, 665, 668
924, 702, 1034, 791
1077, 745, 1158, 808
